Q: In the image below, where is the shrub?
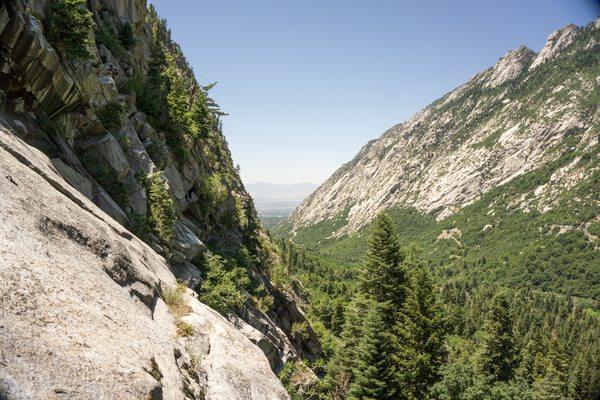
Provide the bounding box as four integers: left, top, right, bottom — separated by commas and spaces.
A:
163, 284, 185, 309
290, 321, 311, 341
196, 253, 250, 315
163, 283, 194, 337
589, 221, 600, 237
38, 113, 69, 138
96, 24, 124, 57
45, 0, 93, 59
177, 321, 194, 337
254, 294, 274, 313
119, 22, 136, 49
98, 102, 125, 134
199, 173, 227, 212
120, 70, 145, 95
146, 172, 177, 245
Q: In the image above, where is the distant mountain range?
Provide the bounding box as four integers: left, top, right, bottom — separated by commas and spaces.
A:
246, 182, 318, 201
245, 182, 319, 228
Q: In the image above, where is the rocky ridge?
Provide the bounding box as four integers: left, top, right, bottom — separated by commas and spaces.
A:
0, 0, 319, 398
287, 19, 600, 237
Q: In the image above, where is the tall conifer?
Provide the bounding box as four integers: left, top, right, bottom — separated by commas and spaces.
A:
395, 264, 447, 399
348, 301, 398, 400
480, 291, 515, 382
361, 213, 406, 312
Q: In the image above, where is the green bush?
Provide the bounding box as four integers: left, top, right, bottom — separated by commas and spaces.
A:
589, 221, 600, 237
118, 22, 136, 49
120, 70, 145, 95
145, 172, 176, 245
177, 321, 194, 337
98, 102, 125, 134
199, 173, 227, 212
45, 0, 93, 59
96, 24, 124, 57
195, 253, 251, 315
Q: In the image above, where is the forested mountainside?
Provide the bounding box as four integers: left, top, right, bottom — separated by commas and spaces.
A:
0, 1, 319, 398
272, 18, 600, 400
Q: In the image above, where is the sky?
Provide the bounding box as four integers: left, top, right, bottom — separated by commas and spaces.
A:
148, 0, 599, 185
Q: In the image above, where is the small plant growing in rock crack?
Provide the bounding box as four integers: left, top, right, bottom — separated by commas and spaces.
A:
190, 354, 202, 370
44, 0, 94, 60
163, 283, 194, 337
253, 294, 274, 313
177, 321, 194, 337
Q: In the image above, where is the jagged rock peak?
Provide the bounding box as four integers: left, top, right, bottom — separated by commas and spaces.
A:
286, 19, 599, 238
482, 45, 536, 88
530, 23, 580, 69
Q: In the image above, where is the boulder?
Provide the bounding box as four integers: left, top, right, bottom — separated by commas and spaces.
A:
117, 121, 156, 174
170, 261, 203, 288
89, 74, 120, 109
139, 121, 158, 141
172, 218, 207, 262
163, 162, 187, 207
79, 133, 131, 179
128, 184, 147, 215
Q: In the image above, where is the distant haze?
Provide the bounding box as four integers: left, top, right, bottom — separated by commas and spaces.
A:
245, 182, 319, 227
246, 182, 318, 202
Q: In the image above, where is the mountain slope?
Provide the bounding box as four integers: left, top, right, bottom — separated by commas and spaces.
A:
285, 19, 600, 238
0, 0, 319, 397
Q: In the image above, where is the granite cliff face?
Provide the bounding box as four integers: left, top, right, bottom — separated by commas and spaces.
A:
0, 122, 288, 399
287, 19, 600, 237
0, 0, 319, 398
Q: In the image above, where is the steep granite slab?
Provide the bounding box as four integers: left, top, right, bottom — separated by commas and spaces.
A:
0, 128, 289, 399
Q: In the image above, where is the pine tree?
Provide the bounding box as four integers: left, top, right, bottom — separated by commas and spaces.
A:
348, 300, 398, 400
515, 331, 546, 384
569, 351, 591, 400
532, 335, 569, 400
361, 213, 406, 312
479, 290, 515, 382
326, 295, 371, 399
395, 264, 447, 399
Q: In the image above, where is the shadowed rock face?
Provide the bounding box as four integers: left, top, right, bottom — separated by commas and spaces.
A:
288, 18, 600, 237
0, 122, 290, 399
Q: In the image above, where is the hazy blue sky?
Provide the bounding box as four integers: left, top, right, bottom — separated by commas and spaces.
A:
148, 0, 599, 184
